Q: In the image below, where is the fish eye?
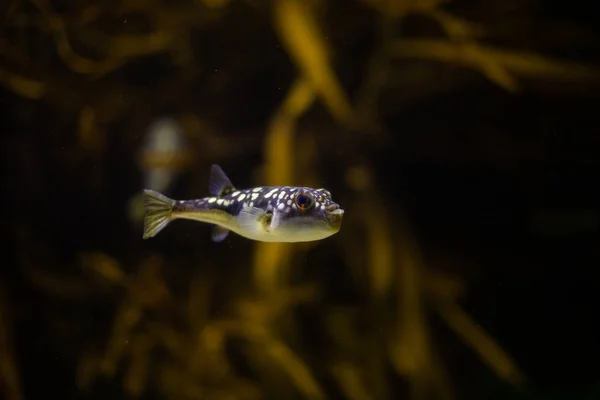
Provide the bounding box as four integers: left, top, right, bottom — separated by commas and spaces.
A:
295, 192, 315, 211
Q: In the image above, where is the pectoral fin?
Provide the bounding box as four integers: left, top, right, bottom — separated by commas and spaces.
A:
270, 210, 284, 232
236, 206, 273, 237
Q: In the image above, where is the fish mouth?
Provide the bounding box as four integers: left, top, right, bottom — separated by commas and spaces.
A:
325, 203, 344, 228
326, 203, 340, 212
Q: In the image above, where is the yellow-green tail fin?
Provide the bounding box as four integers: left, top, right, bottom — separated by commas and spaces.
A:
142, 189, 176, 239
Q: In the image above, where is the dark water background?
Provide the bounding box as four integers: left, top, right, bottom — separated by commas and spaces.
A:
1, 1, 599, 399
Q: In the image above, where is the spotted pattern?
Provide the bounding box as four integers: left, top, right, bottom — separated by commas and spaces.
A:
174, 186, 338, 220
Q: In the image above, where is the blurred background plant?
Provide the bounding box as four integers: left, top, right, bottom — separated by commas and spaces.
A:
1, 0, 599, 399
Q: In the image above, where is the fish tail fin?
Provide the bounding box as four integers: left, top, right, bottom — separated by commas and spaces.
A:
142, 189, 176, 239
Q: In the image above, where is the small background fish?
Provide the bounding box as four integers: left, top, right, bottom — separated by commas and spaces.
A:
127, 117, 192, 225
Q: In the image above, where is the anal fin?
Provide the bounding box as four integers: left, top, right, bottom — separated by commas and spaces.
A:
211, 225, 230, 242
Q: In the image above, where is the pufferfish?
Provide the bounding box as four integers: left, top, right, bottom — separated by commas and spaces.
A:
142, 164, 344, 242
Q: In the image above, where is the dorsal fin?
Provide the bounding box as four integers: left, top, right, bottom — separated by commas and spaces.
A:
208, 164, 236, 197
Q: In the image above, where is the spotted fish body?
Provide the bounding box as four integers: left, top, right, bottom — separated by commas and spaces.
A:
142, 164, 344, 243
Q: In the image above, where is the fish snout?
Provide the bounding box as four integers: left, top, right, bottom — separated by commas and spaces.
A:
326, 203, 340, 212
325, 203, 344, 229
